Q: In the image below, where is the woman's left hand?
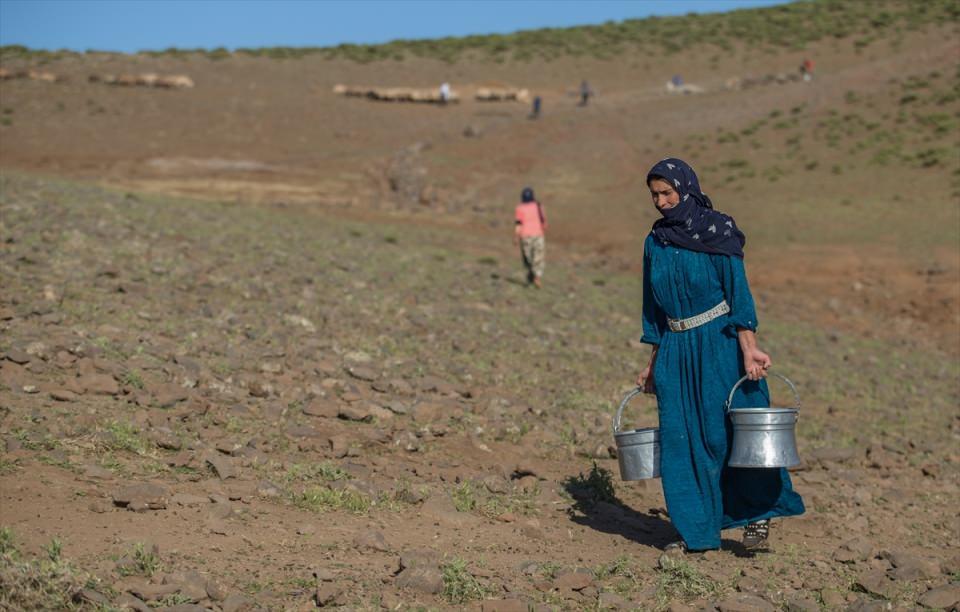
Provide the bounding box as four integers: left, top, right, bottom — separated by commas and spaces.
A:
743, 347, 771, 381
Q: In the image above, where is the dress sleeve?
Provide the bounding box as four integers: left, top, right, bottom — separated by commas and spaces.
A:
712, 254, 758, 332
641, 239, 666, 345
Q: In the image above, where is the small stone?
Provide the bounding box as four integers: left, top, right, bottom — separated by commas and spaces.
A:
354, 530, 389, 552
783, 594, 820, 612
345, 365, 377, 381
113, 483, 168, 510
554, 571, 593, 592
315, 583, 346, 606
338, 404, 373, 422
395, 566, 443, 594
598, 591, 630, 610
399, 549, 440, 570
481, 600, 528, 612
715, 593, 775, 612
50, 389, 78, 402
206, 455, 237, 480
882, 550, 941, 580
855, 569, 896, 599
221, 593, 257, 612
303, 399, 338, 418
5, 348, 31, 364
256, 480, 283, 498
918, 584, 960, 609
81, 373, 120, 395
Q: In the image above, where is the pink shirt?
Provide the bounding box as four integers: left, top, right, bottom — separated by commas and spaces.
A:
515, 202, 545, 237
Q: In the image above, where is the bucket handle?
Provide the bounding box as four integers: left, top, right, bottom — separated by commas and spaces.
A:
613, 387, 645, 435
724, 372, 800, 413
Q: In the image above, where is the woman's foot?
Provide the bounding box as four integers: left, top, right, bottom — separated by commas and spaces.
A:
664, 540, 687, 554
742, 519, 770, 549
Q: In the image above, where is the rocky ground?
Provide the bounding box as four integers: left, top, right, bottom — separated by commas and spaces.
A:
1, 172, 958, 610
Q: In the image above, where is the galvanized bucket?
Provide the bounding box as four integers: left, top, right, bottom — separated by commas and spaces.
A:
612, 388, 660, 480
725, 372, 801, 468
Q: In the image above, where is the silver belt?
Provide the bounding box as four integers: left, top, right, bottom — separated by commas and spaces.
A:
667, 300, 730, 332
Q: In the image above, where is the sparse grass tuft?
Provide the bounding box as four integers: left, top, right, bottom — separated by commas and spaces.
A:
0, 534, 87, 611
294, 486, 372, 514
655, 555, 724, 606
441, 557, 487, 604
116, 542, 162, 577
563, 462, 618, 504
284, 462, 350, 483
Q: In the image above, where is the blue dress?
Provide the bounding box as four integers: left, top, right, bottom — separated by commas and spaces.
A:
641, 233, 805, 551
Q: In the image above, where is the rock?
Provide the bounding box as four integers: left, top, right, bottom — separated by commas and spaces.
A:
75, 588, 110, 606
113, 483, 168, 510
206, 455, 236, 480
554, 571, 593, 592
482, 600, 528, 612
171, 493, 209, 507
205, 579, 228, 602
483, 475, 510, 494
855, 569, 897, 599
918, 584, 960, 609
154, 384, 188, 408
338, 404, 373, 422
463, 125, 482, 138
395, 566, 444, 594
809, 447, 857, 463
315, 583, 346, 607
303, 399, 339, 418
345, 365, 377, 381
81, 373, 120, 395
127, 581, 180, 601
5, 348, 31, 364
834, 537, 875, 563
149, 428, 182, 450
114, 592, 151, 611
420, 495, 480, 527
783, 594, 820, 612
410, 402, 442, 423
84, 464, 113, 479
256, 480, 283, 498
882, 550, 941, 580
846, 596, 893, 612
399, 549, 441, 571
247, 381, 271, 398
221, 593, 257, 612
353, 530, 389, 552
597, 591, 630, 610
819, 589, 846, 609
715, 593, 775, 612
50, 389, 78, 401
157, 605, 206, 612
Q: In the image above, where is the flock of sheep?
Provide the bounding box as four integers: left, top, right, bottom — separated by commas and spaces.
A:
332, 84, 530, 104
0, 67, 194, 89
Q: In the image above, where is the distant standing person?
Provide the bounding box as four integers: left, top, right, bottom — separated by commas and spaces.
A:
579, 79, 593, 106
440, 82, 451, 104
514, 187, 547, 288
529, 95, 542, 119
800, 58, 814, 82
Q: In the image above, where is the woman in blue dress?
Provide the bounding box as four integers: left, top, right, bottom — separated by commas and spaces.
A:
636, 158, 804, 552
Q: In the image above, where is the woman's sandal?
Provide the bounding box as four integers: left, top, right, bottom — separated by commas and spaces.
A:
742, 519, 770, 549
664, 541, 687, 554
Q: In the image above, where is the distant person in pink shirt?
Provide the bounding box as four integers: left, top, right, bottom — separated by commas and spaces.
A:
513, 187, 547, 288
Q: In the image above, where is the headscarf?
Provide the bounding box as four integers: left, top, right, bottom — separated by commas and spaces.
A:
646, 158, 745, 258
521, 187, 545, 225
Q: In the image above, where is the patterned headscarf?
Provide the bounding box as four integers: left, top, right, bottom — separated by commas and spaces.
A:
647, 158, 745, 258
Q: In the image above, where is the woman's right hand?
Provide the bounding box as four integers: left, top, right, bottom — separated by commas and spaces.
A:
636, 362, 655, 394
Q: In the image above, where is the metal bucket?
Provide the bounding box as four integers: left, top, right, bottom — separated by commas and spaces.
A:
612, 388, 660, 480
725, 372, 801, 468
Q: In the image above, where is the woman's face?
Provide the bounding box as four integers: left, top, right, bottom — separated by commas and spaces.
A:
649, 178, 680, 211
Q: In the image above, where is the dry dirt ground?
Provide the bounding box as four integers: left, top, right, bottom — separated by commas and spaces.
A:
0, 14, 959, 612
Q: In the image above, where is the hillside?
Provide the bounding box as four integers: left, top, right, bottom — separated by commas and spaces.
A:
1, 0, 959, 609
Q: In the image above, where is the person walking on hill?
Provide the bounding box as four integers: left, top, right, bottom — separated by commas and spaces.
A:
514, 187, 547, 288
637, 158, 804, 552
579, 79, 593, 106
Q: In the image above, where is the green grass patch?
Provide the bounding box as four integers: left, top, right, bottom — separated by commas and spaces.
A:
294, 486, 372, 514
441, 557, 487, 604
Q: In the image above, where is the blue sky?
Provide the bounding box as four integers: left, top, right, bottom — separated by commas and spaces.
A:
1, 0, 789, 53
